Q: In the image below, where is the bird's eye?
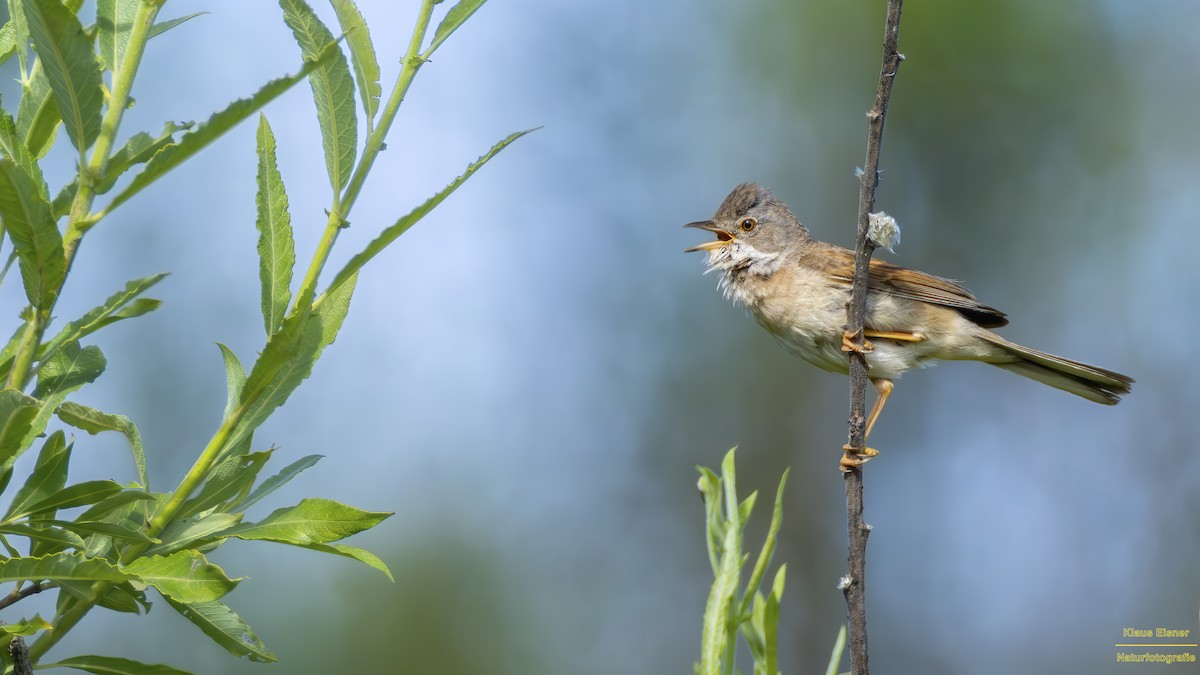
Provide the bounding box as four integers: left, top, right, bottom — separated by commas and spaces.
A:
738, 217, 757, 232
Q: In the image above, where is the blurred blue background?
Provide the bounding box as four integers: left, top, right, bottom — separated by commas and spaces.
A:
1, 0, 1197, 673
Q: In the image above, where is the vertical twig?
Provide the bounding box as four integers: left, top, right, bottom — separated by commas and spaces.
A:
842, 2, 905, 675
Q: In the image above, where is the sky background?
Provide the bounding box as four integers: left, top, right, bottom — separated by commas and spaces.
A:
1, 0, 1198, 673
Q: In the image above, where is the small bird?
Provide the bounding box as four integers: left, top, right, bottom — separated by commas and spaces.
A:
686, 183, 1132, 469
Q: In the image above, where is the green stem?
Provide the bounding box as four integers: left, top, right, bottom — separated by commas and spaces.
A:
63, 0, 160, 260
292, 0, 437, 312
6, 2, 160, 393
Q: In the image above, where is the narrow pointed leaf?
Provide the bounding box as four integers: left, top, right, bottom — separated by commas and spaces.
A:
39, 273, 167, 365
178, 451, 269, 519
0, 551, 129, 584
223, 312, 322, 454
220, 497, 391, 545
23, 0, 104, 151
0, 105, 49, 200
33, 341, 105, 399
163, 597, 276, 662
55, 401, 148, 487
331, 0, 379, 123
325, 129, 535, 297
145, 512, 241, 557
16, 61, 62, 158
216, 344, 245, 420
147, 11, 207, 40
314, 270, 355, 356
0, 157, 64, 308
4, 429, 69, 520
77, 488, 155, 522
122, 550, 238, 603
104, 50, 340, 216
86, 121, 194, 199
296, 542, 392, 580
0, 523, 85, 550
825, 625, 847, 675
44, 654, 194, 675
14, 480, 123, 518
280, 0, 356, 192
94, 581, 151, 614
0, 389, 41, 473
97, 0, 138, 76
236, 453, 321, 511
428, 0, 485, 56
254, 114, 294, 336
45, 518, 155, 543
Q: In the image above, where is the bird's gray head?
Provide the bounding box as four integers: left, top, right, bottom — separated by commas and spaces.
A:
684, 183, 808, 279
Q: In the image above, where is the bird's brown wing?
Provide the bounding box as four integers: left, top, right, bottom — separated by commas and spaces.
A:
816, 243, 1009, 328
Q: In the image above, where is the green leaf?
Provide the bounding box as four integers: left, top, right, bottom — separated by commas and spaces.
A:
0, 614, 51, 636
216, 344, 245, 420
10, 0, 33, 83
279, 0, 357, 193
324, 128, 535, 298
16, 60, 62, 159
254, 114, 294, 336
825, 625, 847, 675
314, 269, 355, 356
23, 0, 104, 151
223, 312, 322, 454
0, 104, 49, 201
0, 551, 129, 584
123, 550, 238, 603
42, 654, 194, 675
236, 453, 321, 511
295, 542, 393, 581
145, 512, 241, 557
45, 518, 156, 543
104, 50, 340, 216
4, 429, 69, 520
147, 11, 206, 40
738, 469, 788, 618
0, 388, 42, 474
0, 522, 85, 550
96, 0, 138, 76
94, 581, 151, 614
77, 488, 155, 522
56, 401, 147, 485
330, 0, 379, 124
220, 497, 391, 545
32, 341, 105, 399
0, 20, 17, 64
66, 121, 194, 205
39, 273, 166, 366
163, 597, 276, 662
0, 157, 64, 309
178, 451, 269, 520
429, 0, 486, 56
13, 480, 123, 519
56, 401, 148, 488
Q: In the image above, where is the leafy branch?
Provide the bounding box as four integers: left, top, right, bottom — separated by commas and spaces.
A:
0, 0, 527, 671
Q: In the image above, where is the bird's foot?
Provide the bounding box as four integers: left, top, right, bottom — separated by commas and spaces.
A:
840, 444, 879, 472
841, 330, 874, 354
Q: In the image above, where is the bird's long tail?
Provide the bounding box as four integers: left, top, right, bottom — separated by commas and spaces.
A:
980, 333, 1133, 405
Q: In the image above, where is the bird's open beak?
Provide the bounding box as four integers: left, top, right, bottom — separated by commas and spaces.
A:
683, 220, 734, 252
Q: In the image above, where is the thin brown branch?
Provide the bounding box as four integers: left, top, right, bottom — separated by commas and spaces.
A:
843, 2, 905, 675
0, 583, 44, 612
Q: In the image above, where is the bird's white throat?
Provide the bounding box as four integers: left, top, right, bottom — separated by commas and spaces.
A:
702, 241, 782, 306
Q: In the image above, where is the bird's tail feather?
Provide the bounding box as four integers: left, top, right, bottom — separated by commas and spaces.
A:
980, 333, 1133, 405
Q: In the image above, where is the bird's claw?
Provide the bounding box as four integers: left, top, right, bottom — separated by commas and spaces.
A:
841, 330, 874, 354
840, 444, 878, 472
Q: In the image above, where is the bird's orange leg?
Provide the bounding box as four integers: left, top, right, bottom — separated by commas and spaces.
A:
840, 378, 894, 472
864, 330, 927, 343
